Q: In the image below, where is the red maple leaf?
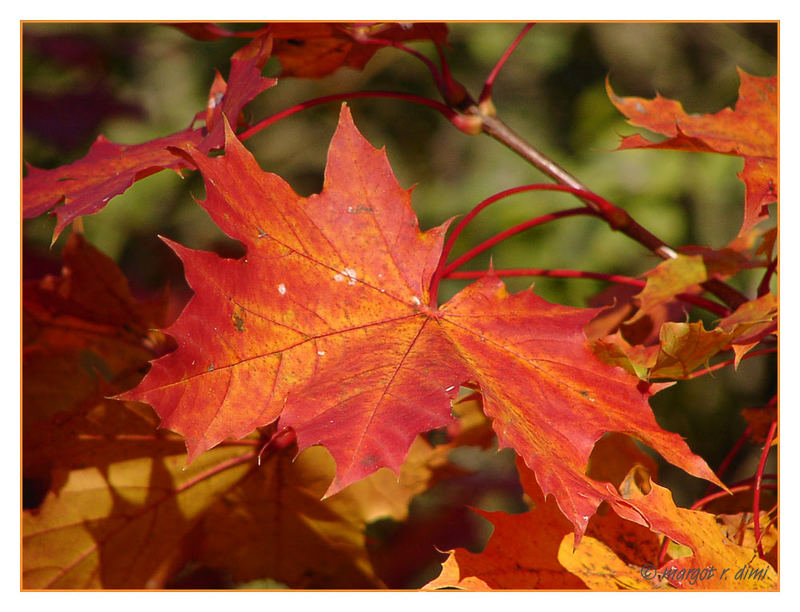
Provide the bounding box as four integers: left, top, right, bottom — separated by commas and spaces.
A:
123, 105, 720, 534
607, 69, 777, 236
23, 34, 275, 240
172, 22, 449, 78
269, 23, 449, 78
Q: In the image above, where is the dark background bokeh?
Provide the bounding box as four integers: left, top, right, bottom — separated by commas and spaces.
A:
22, 22, 777, 588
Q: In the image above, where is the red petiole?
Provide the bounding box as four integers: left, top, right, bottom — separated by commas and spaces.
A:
257, 426, 297, 465
479, 23, 535, 105
686, 348, 777, 380
428, 183, 622, 306
444, 268, 730, 317
690, 483, 777, 512
445, 267, 647, 286
753, 421, 777, 559
442, 207, 597, 276
758, 258, 778, 296
345, 33, 446, 94
705, 426, 753, 496
238, 91, 456, 142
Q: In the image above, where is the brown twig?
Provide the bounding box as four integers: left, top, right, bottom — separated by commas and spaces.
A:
472, 111, 749, 310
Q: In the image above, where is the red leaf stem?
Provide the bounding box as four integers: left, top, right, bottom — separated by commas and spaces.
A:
444, 268, 730, 317
176, 450, 257, 494
346, 34, 445, 93
758, 258, 778, 297
257, 426, 298, 466
442, 207, 597, 275
753, 420, 777, 559
479, 23, 535, 105
429, 183, 620, 306
73, 434, 260, 448
689, 483, 777, 512
432, 39, 471, 108
238, 91, 456, 141
729, 474, 776, 488
445, 267, 645, 286
705, 426, 752, 495
686, 348, 777, 380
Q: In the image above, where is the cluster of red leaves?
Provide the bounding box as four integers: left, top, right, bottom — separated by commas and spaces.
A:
22, 23, 777, 590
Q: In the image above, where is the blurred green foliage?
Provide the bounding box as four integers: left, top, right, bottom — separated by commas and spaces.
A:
22, 22, 777, 584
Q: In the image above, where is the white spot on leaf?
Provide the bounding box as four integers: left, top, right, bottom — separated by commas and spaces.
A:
317, 350, 326, 356
277, 283, 287, 295
412, 296, 421, 306
209, 92, 223, 109
334, 268, 358, 285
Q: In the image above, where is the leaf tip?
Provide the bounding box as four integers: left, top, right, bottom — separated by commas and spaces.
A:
221, 113, 238, 147
337, 101, 354, 125
156, 234, 183, 254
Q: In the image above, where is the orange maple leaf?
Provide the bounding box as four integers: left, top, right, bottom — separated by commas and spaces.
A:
123, 105, 720, 534
607, 68, 777, 236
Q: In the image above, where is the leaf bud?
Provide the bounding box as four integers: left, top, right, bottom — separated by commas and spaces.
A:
450, 113, 483, 135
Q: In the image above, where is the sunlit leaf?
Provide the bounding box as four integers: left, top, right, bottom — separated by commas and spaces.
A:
124, 106, 720, 535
